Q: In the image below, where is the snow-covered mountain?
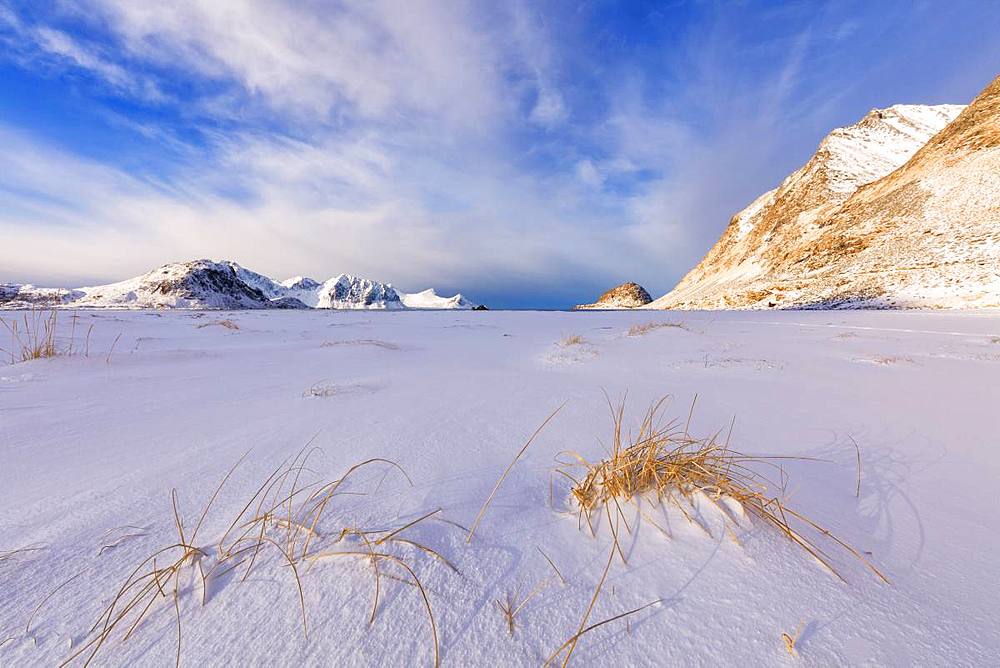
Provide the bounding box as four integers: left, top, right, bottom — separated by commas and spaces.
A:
399, 288, 475, 309
652, 76, 1000, 310
1, 260, 479, 310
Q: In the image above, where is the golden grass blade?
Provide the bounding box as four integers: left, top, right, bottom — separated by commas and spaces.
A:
257, 537, 309, 639
172, 570, 182, 668
0, 544, 47, 563
546, 598, 662, 665
106, 332, 122, 364
536, 546, 567, 586
386, 538, 460, 574
308, 551, 438, 667
192, 450, 250, 544
467, 403, 565, 543
849, 436, 862, 498
301, 457, 413, 560
26, 568, 88, 635
375, 508, 441, 546
170, 489, 186, 546
547, 540, 616, 668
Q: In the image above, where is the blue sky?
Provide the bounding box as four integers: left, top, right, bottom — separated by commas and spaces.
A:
1, 1, 998, 308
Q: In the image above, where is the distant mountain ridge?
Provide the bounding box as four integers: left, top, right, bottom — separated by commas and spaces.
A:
1, 260, 478, 310
653, 75, 1000, 310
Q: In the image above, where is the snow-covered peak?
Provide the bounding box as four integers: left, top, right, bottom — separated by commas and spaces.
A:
728, 104, 963, 242
280, 276, 320, 291
817, 104, 965, 197
399, 288, 475, 310
2, 260, 479, 310
226, 263, 288, 300
315, 274, 403, 310
653, 73, 1000, 310
67, 260, 298, 309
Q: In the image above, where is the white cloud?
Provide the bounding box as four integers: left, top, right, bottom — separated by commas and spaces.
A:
529, 87, 567, 126
0, 12, 165, 102
74, 0, 512, 129
574, 159, 603, 188
0, 1, 641, 298
0, 123, 636, 297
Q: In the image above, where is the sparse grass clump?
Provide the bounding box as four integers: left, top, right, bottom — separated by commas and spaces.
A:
63, 450, 451, 667
555, 396, 888, 584
559, 334, 586, 347
496, 578, 549, 637
321, 339, 400, 350
1, 309, 59, 363
302, 381, 338, 398
626, 321, 689, 337
1, 308, 102, 364
195, 319, 239, 330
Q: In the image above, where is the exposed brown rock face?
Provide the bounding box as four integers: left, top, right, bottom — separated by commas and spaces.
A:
653, 73, 1000, 310
577, 282, 653, 309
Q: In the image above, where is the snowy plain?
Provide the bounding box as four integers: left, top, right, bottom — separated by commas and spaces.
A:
1, 308, 999, 666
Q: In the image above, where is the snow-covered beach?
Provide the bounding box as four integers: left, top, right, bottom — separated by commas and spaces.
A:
2, 309, 998, 665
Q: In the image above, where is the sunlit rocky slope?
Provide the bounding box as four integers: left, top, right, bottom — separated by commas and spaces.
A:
654, 74, 1000, 309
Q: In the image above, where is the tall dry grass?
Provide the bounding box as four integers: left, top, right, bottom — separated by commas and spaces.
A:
61, 449, 453, 667
0, 309, 98, 364
543, 395, 887, 666
554, 396, 888, 583
1, 309, 59, 363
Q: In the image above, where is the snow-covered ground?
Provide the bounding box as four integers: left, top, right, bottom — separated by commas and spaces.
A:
1, 309, 998, 665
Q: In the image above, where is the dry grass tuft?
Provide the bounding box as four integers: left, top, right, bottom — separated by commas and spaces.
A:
321, 339, 400, 350
302, 381, 339, 398
555, 396, 889, 584
1, 309, 59, 363
496, 578, 549, 637
496, 547, 568, 637
545, 396, 882, 665
195, 319, 239, 330
558, 334, 586, 347
62, 448, 452, 667
0, 309, 107, 365
626, 321, 690, 337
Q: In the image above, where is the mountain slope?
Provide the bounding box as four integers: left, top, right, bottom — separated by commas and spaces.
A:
1, 261, 477, 310
0, 261, 294, 310
651, 86, 1000, 309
